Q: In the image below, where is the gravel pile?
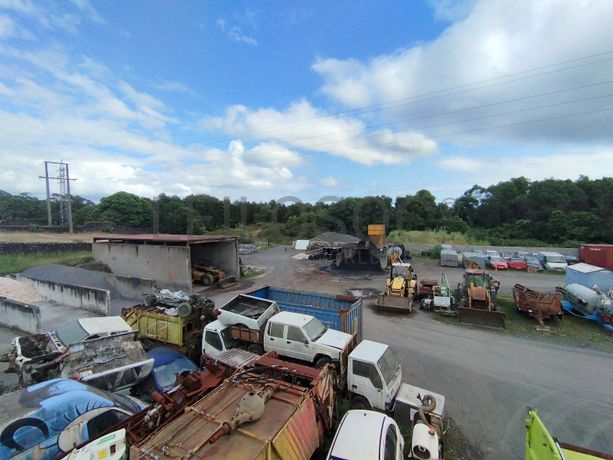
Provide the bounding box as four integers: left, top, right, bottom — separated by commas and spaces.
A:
21, 264, 123, 299
0, 277, 44, 304
309, 232, 361, 249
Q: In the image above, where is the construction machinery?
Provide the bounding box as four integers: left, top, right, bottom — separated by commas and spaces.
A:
375, 263, 417, 312
192, 265, 238, 288
512, 284, 563, 327
457, 269, 505, 328
421, 273, 456, 316
525, 409, 612, 460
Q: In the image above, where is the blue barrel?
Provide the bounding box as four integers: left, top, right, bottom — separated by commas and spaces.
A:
246, 286, 363, 341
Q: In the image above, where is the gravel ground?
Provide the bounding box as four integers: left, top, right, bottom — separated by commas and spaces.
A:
0, 277, 43, 303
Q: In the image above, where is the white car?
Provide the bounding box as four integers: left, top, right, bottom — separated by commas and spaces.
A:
327, 410, 404, 460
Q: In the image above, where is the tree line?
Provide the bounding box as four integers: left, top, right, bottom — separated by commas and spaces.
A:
0, 176, 611, 245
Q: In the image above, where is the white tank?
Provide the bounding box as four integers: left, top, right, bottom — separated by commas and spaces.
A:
565, 283, 601, 314
411, 422, 440, 460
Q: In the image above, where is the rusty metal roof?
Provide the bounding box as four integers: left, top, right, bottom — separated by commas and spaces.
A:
92, 233, 237, 245
132, 370, 320, 459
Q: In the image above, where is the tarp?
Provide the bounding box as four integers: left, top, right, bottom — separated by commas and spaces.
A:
294, 240, 309, 250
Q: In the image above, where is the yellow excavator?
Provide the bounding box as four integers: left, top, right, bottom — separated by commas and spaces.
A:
375, 263, 417, 313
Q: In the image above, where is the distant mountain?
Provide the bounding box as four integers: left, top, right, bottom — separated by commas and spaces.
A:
0, 190, 11, 197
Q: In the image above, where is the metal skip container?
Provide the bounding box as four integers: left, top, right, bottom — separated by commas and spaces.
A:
131, 355, 336, 460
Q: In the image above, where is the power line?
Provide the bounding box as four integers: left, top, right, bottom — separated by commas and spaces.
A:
195, 51, 613, 145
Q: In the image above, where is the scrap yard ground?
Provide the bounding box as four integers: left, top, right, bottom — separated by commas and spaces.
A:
0, 243, 611, 459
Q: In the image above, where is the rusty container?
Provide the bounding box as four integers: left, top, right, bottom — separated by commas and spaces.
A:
579, 244, 613, 269
368, 224, 386, 247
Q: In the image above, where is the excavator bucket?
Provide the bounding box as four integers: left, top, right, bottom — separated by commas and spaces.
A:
375, 294, 413, 313
218, 276, 238, 289
457, 307, 506, 328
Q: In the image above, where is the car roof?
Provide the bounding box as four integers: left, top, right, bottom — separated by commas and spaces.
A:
0, 378, 118, 428
270, 311, 314, 327
78, 316, 132, 335
147, 347, 194, 367
538, 251, 564, 256
328, 410, 391, 459
350, 340, 388, 362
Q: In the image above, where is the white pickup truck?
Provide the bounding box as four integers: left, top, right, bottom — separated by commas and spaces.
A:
202, 294, 403, 412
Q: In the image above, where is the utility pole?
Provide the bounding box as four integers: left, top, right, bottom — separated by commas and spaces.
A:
39, 161, 77, 233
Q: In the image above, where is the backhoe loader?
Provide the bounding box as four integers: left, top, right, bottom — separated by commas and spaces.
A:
375, 263, 417, 313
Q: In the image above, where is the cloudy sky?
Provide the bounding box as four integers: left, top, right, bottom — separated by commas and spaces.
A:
0, 0, 612, 203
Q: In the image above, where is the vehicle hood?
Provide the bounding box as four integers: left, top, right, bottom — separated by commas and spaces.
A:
491, 261, 507, 267
315, 329, 353, 350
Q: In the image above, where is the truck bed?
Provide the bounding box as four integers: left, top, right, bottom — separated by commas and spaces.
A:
217, 294, 278, 330
247, 286, 363, 340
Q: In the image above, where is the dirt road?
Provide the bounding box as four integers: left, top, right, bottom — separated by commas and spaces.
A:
239, 246, 613, 459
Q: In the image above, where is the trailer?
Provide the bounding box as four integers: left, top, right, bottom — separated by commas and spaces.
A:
130, 354, 336, 460
512, 284, 563, 327
247, 286, 363, 340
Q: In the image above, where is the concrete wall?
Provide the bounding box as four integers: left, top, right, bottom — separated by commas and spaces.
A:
190, 240, 239, 279
93, 242, 191, 289
20, 277, 111, 315
104, 274, 157, 299
0, 297, 41, 334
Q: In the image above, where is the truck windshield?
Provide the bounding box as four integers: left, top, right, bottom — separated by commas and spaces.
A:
303, 318, 326, 341
55, 321, 89, 346
377, 347, 400, 384
546, 255, 566, 263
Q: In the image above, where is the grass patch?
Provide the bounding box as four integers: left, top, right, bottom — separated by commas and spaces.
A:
435, 296, 613, 353
0, 251, 93, 275
388, 230, 489, 246
242, 268, 266, 278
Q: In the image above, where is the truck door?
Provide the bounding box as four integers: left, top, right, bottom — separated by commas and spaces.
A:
266, 322, 287, 356
350, 359, 385, 410
202, 330, 224, 358
285, 326, 311, 362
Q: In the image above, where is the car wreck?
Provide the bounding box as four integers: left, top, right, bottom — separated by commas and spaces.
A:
3, 317, 153, 391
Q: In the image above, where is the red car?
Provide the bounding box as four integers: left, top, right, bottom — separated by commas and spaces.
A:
506, 257, 528, 270
486, 256, 508, 270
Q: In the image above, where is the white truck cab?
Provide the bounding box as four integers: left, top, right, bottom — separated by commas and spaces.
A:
537, 251, 568, 271
347, 340, 403, 412
202, 311, 355, 372
265, 311, 354, 368
327, 410, 404, 460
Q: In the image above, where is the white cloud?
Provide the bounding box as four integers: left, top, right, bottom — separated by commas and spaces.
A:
320, 176, 338, 187
0, 44, 308, 201
0, 0, 104, 33
312, 0, 613, 145
0, 13, 33, 39
216, 17, 257, 46
200, 99, 437, 165
151, 80, 195, 94
438, 149, 613, 183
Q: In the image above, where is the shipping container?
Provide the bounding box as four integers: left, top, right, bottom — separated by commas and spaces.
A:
247, 286, 363, 341
565, 263, 613, 292
579, 244, 613, 269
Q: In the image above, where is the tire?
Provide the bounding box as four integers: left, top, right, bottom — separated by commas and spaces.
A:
177, 302, 192, 318
247, 343, 264, 354
350, 395, 371, 410
315, 356, 332, 369
144, 294, 157, 307
202, 273, 215, 286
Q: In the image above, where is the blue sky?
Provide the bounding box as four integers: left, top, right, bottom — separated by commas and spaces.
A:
0, 0, 612, 203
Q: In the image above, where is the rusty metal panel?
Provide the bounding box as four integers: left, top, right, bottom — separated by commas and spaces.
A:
272, 398, 319, 460
132, 373, 311, 459
93, 234, 237, 244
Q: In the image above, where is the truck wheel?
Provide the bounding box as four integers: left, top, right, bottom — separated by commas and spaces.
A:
177, 302, 192, 318
351, 395, 371, 410
202, 273, 215, 286
247, 343, 264, 354
144, 294, 157, 307
315, 356, 332, 368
